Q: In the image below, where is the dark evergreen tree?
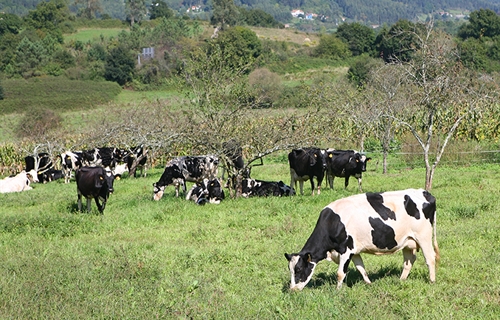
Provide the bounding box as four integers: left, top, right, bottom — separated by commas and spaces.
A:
336, 22, 375, 56
104, 45, 135, 86
150, 0, 173, 20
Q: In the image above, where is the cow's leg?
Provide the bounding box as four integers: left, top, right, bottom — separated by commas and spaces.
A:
401, 246, 417, 280
87, 198, 92, 213
336, 254, 353, 289
289, 172, 296, 196
417, 238, 437, 283
355, 173, 363, 192
94, 196, 104, 214
77, 193, 83, 212
327, 173, 334, 189
299, 180, 304, 195
344, 176, 350, 189
310, 179, 316, 196
351, 254, 371, 284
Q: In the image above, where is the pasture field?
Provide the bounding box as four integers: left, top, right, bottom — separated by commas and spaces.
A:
1, 159, 499, 319
64, 28, 128, 43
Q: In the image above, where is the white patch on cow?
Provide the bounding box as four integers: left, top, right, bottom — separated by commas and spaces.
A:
287, 256, 317, 291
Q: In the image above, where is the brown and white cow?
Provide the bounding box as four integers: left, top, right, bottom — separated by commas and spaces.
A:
285, 189, 439, 290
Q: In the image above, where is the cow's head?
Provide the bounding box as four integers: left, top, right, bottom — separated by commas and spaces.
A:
309, 149, 328, 170
207, 178, 224, 203
26, 169, 39, 183
285, 252, 317, 291
152, 183, 166, 201
98, 168, 115, 196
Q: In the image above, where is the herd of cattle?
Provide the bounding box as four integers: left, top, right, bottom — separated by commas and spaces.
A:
1, 146, 440, 289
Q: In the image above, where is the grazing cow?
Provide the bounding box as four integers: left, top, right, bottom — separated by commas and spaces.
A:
124, 145, 148, 178
241, 178, 295, 197
60, 150, 84, 183
0, 170, 38, 193
326, 149, 371, 192
153, 155, 219, 201
288, 148, 328, 196
285, 189, 439, 290
25, 152, 53, 183
40, 168, 64, 183
76, 166, 116, 214
186, 178, 225, 205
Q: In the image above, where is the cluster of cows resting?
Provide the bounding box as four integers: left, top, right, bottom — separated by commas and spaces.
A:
150, 147, 372, 205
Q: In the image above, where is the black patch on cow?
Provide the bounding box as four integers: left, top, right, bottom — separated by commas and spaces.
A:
404, 194, 420, 219
422, 190, 436, 224
294, 253, 315, 283
366, 192, 396, 220
343, 253, 354, 274
301, 207, 350, 262
369, 217, 398, 250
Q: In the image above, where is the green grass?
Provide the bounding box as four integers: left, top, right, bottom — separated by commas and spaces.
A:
0, 77, 122, 114
1, 161, 499, 318
64, 28, 128, 43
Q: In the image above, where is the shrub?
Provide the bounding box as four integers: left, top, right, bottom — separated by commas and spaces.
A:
15, 108, 62, 139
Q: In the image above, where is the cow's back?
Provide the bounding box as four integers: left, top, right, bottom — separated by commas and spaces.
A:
328, 189, 435, 253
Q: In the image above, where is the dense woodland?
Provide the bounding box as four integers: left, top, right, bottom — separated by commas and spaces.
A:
2, 0, 500, 26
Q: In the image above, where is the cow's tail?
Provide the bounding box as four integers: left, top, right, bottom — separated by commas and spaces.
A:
433, 213, 440, 263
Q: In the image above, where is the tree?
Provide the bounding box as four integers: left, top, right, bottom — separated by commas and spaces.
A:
0, 13, 23, 37
314, 34, 351, 60
210, 0, 239, 31
375, 20, 425, 62
336, 22, 375, 56
211, 26, 262, 72
125, 0, 146, 26
385, 21, 498, 190
458, 9, 500, 40
104, 45, 135, 86
149, 1, 173, 20
73, 0, 102, 19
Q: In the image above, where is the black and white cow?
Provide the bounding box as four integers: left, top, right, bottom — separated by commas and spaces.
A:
76, 166, 116, 214
124, 145, 148, 178
186, 178, 225, 205
241, 178, 295, 197
60, 150, 84, 183
83, 147, 124, 168
153, 155, 219, 200
326, 149, 371, 192
25, 152, 53, 183
288, 148, 328, 196
285, 189, 439, 290
40, 168, 64, 183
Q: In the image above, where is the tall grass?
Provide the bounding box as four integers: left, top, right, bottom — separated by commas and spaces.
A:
1, 161, 499, 318
0, 77, 122, 114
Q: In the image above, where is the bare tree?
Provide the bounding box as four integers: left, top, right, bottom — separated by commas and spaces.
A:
387, 20, 498, 190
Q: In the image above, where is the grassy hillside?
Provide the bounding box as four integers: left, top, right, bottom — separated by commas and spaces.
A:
0, 161, 499, 318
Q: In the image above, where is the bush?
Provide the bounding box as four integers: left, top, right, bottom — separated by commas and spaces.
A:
15, 108, 62, 139
248, 68, 283, 108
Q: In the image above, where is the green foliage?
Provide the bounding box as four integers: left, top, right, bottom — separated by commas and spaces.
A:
210, 0, 239, 30
247, 67, 283, 108
0, 82, 3, 100
313, 33, 351, 60
211, 26, 262, 72
0, 77, 121, 114
376, 20, 425, 62
24, 0, 70, 33
347, 55, 381, 88
336, 22, 375, 56
0, 12, 22, 36
149, 0, 173, 20
458, 8, 500, 40
238, 7, 281, 28
457, 38, 488, 71
104, 44, 135, 85
125, 0, 146, 26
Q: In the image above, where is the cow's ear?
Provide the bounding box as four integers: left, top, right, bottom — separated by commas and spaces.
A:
285, 253, 292, 261
306, 253, 312, 263
366, 157, 372, 161
95, 175, 104, 188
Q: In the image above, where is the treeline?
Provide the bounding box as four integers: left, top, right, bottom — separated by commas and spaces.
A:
2, 0, 500, 26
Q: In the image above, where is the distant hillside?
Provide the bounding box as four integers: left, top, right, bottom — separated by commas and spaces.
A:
1, 0, 500, 26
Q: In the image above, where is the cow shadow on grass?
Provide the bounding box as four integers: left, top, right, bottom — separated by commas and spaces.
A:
67, 202, 101, 215
282, 264, 402, 292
